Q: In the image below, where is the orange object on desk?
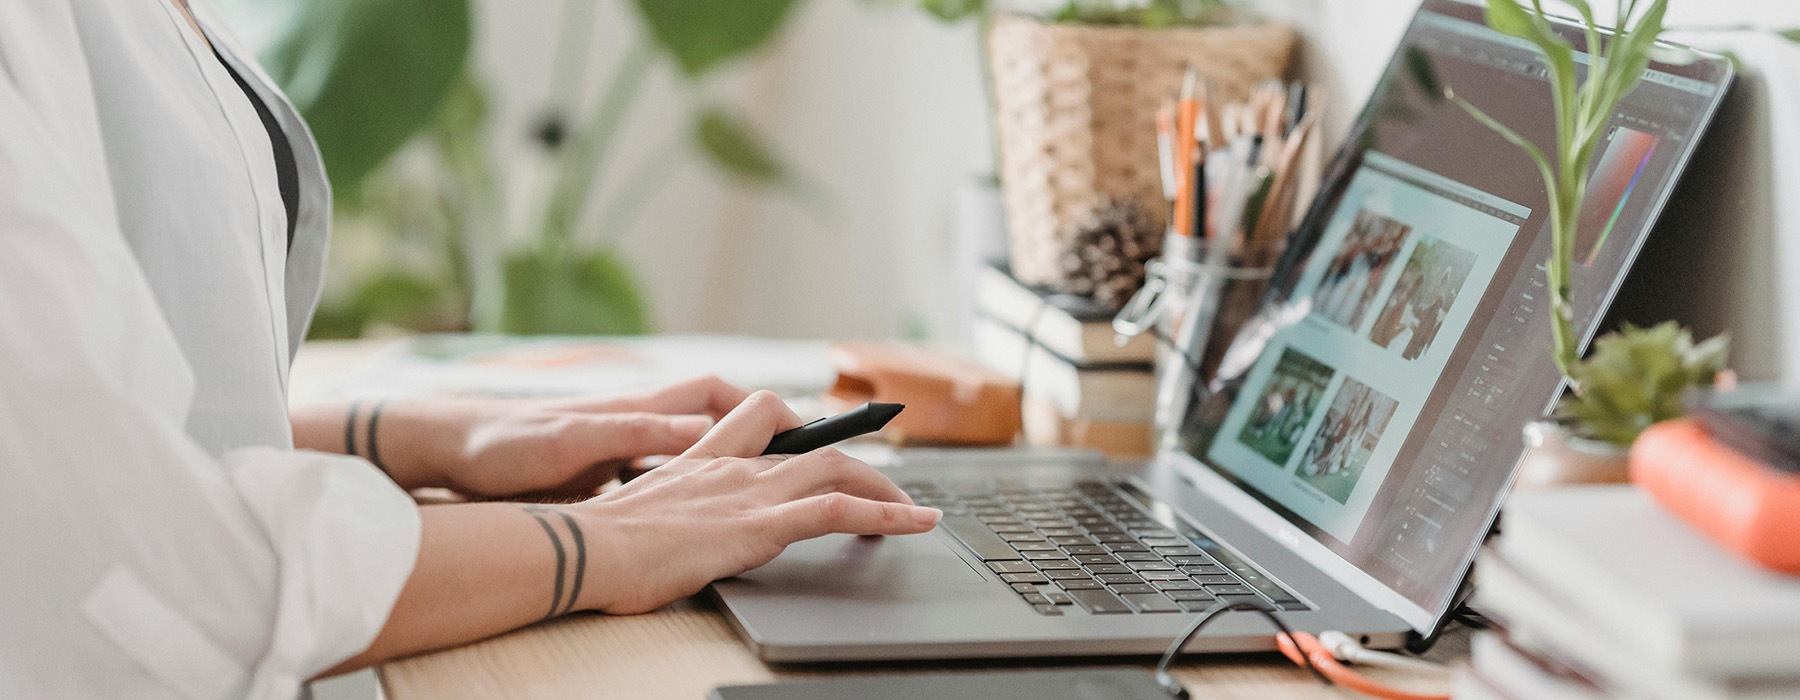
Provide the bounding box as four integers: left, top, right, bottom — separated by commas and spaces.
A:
825, 342, 1021, 446
1631, 418, 1800, 575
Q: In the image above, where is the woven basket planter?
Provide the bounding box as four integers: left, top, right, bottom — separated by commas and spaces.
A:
989, 15, 1297, 286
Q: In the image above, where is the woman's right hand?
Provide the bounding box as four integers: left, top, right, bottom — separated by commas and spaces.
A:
572, 391, 942, 615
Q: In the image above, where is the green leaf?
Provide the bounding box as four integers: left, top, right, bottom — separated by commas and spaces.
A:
633, 0, 802, 76
921, 0, 986, 22
693, 108, 788, 184
498, 250, 650, 335
1485, 0, 1546, 44
260, 0, 472, 194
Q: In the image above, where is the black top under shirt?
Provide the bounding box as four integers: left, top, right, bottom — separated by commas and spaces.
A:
216, 51, 301, 253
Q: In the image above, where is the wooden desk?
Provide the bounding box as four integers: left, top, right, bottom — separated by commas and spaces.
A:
380, 600, 1466, 699
294, 339, 1466, 697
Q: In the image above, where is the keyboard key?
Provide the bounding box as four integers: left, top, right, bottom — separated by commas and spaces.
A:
1131, 528, 1177, 538
1164, 590, 1216, 601
1121, 593, 1182, 613
1154, 546, 1205, 556
1045, 570, 1092, 580
1139, 571, 1188, 581
1009, 583, 1039, 593
1179, 565, 1226, 575
1001, 573, 1049, 584
1083, 564, 1132, 575
1041, 528, 1084, 538
1115, 552, 1162, 562
1023, 550, 1068, 560
991, 524, 1035, 533
1140, 537, 1188, 548
1167, 557, 1217, 566
1034, 605, 1064, 616
1013, 542, 1057, 552
1205, 585, 1255, 596
1106, 543, 1151, 553
1109, 583, 1158, 595
987, 561, 1036, 574
940, 516, 1022, 561
1192, 575, 1238, 585
1043, 591, 1074, 606
1048, 536, 1094, 546
1072, 554, 1118, 565
1126, 561, 1176, 571
1022, 593, 1052, 605
1057, 579, 1104, 590
1068, 588, 1133, 615
1091, 533, 1136, 543
1154, 581, 1203, 591
1276, 601, 1311, 611
1000, 532, 1045, 543
1096, 574, 1145, 585
1034, 559, 1079, 570
1062, 545, 1107, 556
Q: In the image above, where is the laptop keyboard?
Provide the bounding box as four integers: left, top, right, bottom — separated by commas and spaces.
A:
900, 478, 1309, 617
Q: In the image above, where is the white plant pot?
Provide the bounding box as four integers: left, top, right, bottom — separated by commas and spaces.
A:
1514, 420, 1632, 490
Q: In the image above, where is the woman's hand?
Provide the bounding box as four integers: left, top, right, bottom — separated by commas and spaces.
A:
571, 391, 942, 614
292, 376, 754, 498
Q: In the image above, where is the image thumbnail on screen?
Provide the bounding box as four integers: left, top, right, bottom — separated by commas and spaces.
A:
1238, 349, 1336, 466
1313, 210, 1412, 330
1369, 237, 1477, 360
1298, 379, 1400, 504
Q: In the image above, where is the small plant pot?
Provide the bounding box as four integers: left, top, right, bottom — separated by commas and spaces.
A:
1514, 420, 1631, 490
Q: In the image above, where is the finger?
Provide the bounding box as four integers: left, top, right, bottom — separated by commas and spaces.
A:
565, 412, 715, 462
554, 376, 752, 420
766, 493, 942, 542
757, 448, 914, 506
681, 391, 804, 460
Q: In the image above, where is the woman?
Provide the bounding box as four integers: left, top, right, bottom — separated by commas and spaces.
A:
0, 2, 940, 698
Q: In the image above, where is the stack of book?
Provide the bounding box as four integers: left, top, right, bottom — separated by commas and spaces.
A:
970, 264, 1158, 457
1458, 486, 1800, 700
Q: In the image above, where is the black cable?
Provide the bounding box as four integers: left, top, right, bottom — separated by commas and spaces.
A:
1153, 601, 1332, 699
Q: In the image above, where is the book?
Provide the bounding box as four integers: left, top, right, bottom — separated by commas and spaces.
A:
1021, 396, 1154, 457
975, 264, 1155, 365
1476, 551, 1800, 700
972, 316, 1155, 424
1485, 486, 1800, 679
1461, 631, 1611, 700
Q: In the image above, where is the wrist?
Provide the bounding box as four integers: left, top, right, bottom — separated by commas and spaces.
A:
354, 399, 453, 490
566, 504, 630, 613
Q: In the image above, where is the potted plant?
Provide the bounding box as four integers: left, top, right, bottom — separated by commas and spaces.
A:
232, 0, 803, 337
1452, 0, 1729, 486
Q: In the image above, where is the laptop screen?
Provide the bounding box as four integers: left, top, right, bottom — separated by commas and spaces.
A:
1176, 0, 1732, 616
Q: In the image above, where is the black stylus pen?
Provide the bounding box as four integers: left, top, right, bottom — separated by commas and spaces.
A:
761, 402, 904, 455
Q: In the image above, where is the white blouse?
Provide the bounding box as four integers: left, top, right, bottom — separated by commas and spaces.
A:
0, 1, 419, 698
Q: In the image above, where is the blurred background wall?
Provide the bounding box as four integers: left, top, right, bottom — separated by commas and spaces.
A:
241, 0, 1800, 373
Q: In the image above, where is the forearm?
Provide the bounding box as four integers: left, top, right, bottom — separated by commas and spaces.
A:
290, 400, 450, 490
323, 502, 613, 675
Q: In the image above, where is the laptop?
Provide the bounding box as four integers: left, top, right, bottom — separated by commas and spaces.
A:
710, 0, 1734, 663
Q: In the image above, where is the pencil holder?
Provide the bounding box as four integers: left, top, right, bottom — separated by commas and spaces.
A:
989, 14, 1295, 287
1114, 234, 1274, 445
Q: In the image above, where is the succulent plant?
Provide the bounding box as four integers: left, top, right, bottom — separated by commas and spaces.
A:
1555, 322, 1729, 447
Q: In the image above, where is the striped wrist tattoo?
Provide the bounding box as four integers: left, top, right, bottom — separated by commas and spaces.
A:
345, 399, 391, 475
520, 506, 588, 619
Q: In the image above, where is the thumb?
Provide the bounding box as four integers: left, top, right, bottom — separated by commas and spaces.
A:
584, 412, 715, 460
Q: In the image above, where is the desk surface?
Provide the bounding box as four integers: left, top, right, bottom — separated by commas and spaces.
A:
379, 599, 1466, 699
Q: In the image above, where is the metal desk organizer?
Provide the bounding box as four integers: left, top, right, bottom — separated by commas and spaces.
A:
1113, 232, 1273, 449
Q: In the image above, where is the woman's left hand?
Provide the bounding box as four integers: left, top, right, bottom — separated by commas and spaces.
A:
297, 376, 753, 498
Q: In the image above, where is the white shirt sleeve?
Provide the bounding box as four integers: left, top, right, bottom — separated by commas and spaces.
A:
0, 5, 420, 699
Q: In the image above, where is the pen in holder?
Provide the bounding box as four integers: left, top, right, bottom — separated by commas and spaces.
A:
1114, 232, 1273, 447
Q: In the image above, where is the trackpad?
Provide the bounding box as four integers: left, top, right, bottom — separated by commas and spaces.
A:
735, 533, 985, 589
